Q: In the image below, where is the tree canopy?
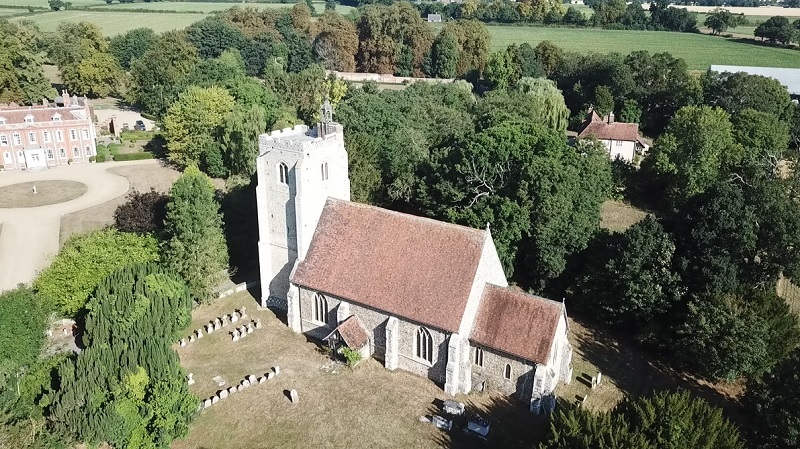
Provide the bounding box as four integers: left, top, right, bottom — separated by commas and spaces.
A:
33, 229, 159, 316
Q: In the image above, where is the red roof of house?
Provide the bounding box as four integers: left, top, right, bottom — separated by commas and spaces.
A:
578, 121, 640, 142
578, 109, 640, 142
291, 199, 487, 333
470, 284, 562, 365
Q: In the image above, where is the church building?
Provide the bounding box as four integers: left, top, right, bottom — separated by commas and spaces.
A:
255, 104, 573, 411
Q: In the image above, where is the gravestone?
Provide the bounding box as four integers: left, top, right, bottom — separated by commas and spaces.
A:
187, 373, 195, 385
179, 339, 186, 347
212, 396, 219, 404
219, 389, 228, 399
240, 307, 247, 318
222, 315, 229, 326
242, 379, 251, 388
237, 385, 245, 392
246, 324, 253, 334
214, 318, 222, 330
289, 389, 299, 404
231, 312, 239, 323
204, 399, 212, 408
195, 329, 203, 339
258, 377, 266, 384
247, 375, 257, 384
273, 366, 280, 375
213, 376, 226, 386
205, 324, 213, 334
596, 371, 602, 386
228, 386, 237, 395
255, 319, 262, 329
189, 335, 195, 343
267, 372, 274, 380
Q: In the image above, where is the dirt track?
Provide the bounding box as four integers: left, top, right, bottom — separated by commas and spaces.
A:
0, 160, 159, 292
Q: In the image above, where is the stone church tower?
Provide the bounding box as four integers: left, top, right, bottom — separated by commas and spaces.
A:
255, 101, 350, 308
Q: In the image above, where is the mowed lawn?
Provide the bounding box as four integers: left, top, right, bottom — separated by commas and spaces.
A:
12, 10, 206, 35
481, 26, 800, 70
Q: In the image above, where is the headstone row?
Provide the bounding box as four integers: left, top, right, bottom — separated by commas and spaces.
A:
201, 366, 281, 410
179, 307, 250, 347
230, 319, 262, 342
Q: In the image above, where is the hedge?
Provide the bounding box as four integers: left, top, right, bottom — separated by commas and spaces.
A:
114, 152, 154, 161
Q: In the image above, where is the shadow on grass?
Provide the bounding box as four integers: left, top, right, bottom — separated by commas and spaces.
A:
728, 36, 799, 49
570, 316, 744, 422
426, 395, 552, 449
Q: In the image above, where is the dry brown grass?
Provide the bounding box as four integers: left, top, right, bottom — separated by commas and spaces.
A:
173, 292, 545, 449
600, 200, 648, 233
776, 275, 800, 316
0, 180, 87, 208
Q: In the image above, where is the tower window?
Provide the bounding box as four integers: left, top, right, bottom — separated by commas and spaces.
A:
474, 347, 484, 367
278, 162, 289, 184
415, 327, 433, 364
321, 162, 329, 181
504, 363, 512, 380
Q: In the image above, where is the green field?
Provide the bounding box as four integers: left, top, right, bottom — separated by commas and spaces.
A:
482, 25, 800, 70
0, 0, 102, 7
11, 10, 206, 34
90, 1, 355, 14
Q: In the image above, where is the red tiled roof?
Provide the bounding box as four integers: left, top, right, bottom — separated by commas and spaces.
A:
331, 315, 371, 349
470, 284, 562, 365
0, 104, 87, 125
578, 121, 640, 142
292, 199, 487, 333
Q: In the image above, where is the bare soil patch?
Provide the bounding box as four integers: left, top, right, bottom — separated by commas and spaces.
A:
0, 180, 86, 208
777, 275, 800, 316
59, 163, 180, 243
173, 292, 547, 449
600, 199, 648, 233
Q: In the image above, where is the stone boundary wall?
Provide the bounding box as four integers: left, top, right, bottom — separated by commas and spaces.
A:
217, 279, 260, 300
327, 71, 455, 85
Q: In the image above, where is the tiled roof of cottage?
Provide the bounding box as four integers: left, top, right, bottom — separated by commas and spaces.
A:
471, 284, 562, 365
292, 199, 487, 333
326, 315, 371, 350
578, 109, 640, 142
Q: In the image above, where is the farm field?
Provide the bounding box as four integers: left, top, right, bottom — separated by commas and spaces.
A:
0, 0, 100, 7
11, 10, 206, 35
90, 1, 356, 14
481, 25, 800, 70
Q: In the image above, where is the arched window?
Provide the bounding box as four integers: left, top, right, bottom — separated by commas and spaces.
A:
503, 363, 512, 380
415, 327, 433, 364
474, 347, 484, 367
277, 162, 289, 184
321, 161, 329, 181
312, 292, 327, 324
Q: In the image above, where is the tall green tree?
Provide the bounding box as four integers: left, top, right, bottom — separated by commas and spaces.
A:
643, 106, 740, 207
163, 85, 236, 170
732, 109, 789, 179
0, 21, 55, 104
127, 31, 200, 116
744, 349, 800, 449
313, 11, 358, 72
221, 104, 268, 177
539, 391, 743, 449
34, 229, 159, 316
755, 16, 796, 44
108, 27, 157, 70
48, 264, 196, 448
429, 28, 459, 79
45, 22, 122, 97
0, 287, 47, 392
703, 70, 793, 121
704, 8, 748, 34
476, 78, 568, 133
186, 17, 248, 60
163, 166, 229, 302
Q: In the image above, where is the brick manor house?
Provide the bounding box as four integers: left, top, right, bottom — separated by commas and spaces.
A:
0, 91, 97, 170
255, 104, 573, 412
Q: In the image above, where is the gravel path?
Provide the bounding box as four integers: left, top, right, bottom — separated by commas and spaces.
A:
0, 160, 159, 293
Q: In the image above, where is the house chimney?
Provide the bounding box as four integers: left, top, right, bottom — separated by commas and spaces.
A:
607, 112, 615, 124
62, 89, 70, 107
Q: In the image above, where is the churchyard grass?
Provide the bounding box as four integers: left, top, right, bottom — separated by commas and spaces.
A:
599, 200, 648, 233
477, 25, 800, 70
173, 291, 545, 449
